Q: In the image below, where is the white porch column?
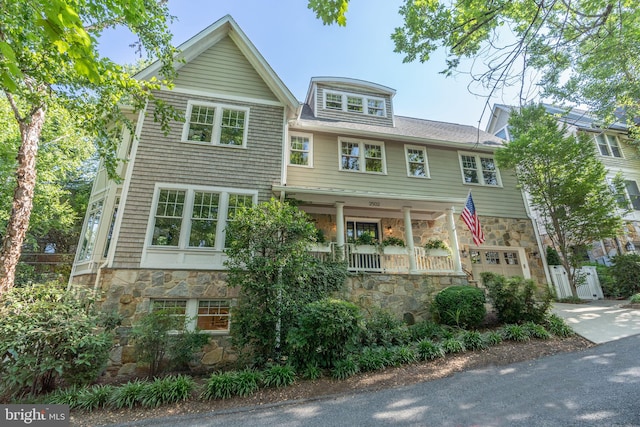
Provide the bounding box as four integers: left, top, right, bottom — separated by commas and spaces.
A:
402, 206, 418, 273
335, 202, 345, 259
447, 207, 464, 274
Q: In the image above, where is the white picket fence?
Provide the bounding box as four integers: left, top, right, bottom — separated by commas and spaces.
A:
549, 265, 604, 300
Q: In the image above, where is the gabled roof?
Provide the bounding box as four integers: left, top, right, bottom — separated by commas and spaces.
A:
490, 103, 629, 134
294, 104, 504, 149
134, 15, 299, 115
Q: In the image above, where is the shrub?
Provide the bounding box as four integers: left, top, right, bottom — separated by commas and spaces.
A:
331, 358, 360, 380
461, 330, 488, 351
287, 299, 363, 369
522, 322, 551, 340
109, 380, 147, 409
546, 246, 562, 265
130, 309, 209, 375
609, 254, 640, 297
202, 371, 237, 400
301, 363, 322, 380
594, 264, 619, 298
408, 319, 446, 341
501, 324, 530, 342
416, 339, 445, 360
390, 345, 418, 365
167, 330, 210, 371
441, 337, 466, 354
129, 310, 182, 378
234, 369, 262, 397
140, 375, 194, 408
482, 272, 552, 324
262, 364, 296, 388
46, 385, 81, 408
0, 283, 112, 398
431, 285, 486, 328
361, 308, 408, 347
76, 385, 115, 412
482, 330, 503, 346
357, 347, 388, 372
545, 314, 574, 337
630, 293, 640, 304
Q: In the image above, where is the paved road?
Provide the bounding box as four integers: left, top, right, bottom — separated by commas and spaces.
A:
116, 335, 640, 427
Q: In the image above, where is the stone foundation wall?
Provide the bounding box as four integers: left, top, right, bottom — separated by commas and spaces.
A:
338, 273, 470, 324
71, 269, 240, 378
72, 268, 473, 376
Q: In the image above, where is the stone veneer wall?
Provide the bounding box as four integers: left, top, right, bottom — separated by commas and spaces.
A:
71, 268, 469, 377
338, 273, 469, 324
72, 269, 240, 378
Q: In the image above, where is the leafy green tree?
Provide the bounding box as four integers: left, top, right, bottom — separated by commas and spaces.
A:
0, 97, 94, 254
0, 0, 179, 294
310, 1, 640, 132
0, 282, 113, 398
224, 199, 346, 365
495, 105, 623, 296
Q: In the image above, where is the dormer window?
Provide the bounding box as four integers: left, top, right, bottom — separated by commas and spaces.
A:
323, 90, 386, 117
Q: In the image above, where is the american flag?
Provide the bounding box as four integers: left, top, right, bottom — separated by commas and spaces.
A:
461, 192, 484, 246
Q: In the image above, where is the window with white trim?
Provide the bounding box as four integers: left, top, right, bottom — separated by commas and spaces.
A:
459, 153, 501, 186
324, 90, 386, 117
625, 180, 640, 211
289, 133, 313, 167
152, 299, 230, 332
224, 194, 254, 247
340, 139, 385, 173
595, 134, 623, 158
404, 145, 430, 178
78, 199, 104, 261
149, 186, 255, 250
183, 101, 249, 147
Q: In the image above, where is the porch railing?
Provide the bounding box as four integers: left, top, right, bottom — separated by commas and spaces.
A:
309, 243, 455, 274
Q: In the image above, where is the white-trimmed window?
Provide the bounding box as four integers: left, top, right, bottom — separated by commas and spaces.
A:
340, 139, 385, 173
149, 186, 256, 250
459, 152, 501, 186
595, 134, 623, 158
404, 145, 429, 178
182, 101, 249, 147
78, 199, 104, 261
625, 180, 640, 211
289, 133, 313, 167
152, 299, 230, 332
324, 90, 387, 117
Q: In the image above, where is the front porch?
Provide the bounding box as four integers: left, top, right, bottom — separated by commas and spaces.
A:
310, 243, 456, 274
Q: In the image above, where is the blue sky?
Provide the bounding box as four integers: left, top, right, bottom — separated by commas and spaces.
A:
98, 0, 522, 128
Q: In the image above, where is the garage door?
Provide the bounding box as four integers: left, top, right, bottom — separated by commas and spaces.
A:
470, 249, 524, 279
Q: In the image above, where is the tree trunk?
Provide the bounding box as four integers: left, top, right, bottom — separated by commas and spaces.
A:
0, 106, 46, 295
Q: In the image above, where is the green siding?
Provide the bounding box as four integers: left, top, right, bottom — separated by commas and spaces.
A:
286, 131, 528, 218
175, 36, 279, 102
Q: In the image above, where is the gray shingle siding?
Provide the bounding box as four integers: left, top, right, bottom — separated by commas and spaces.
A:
112, 90, 285, 267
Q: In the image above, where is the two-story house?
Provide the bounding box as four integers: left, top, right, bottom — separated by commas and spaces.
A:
69, 16, 545, 372
487, 103, 640, 265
